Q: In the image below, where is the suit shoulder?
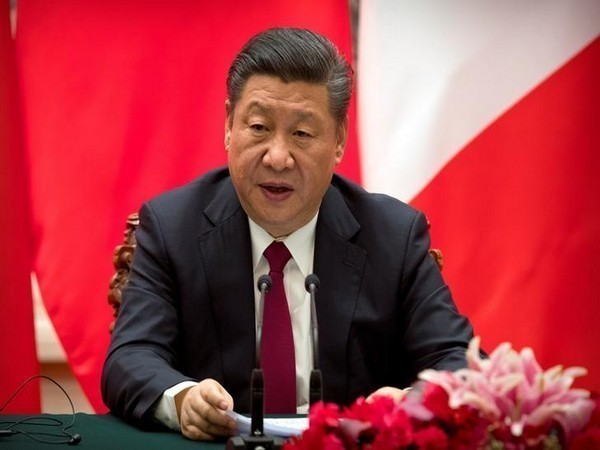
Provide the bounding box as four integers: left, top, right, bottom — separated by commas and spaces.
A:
331, 174, 421, 223
144, 166, 231, 214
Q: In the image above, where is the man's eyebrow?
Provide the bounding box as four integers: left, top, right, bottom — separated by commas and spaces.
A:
245, 101, 270, 114
244, 101, 319, 123
292, 110, 318, 123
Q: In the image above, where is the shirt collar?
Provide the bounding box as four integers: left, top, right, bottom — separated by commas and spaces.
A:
248, 214, 318, 277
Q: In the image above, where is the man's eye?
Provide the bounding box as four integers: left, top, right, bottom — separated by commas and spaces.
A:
250, 124, 268, 133
294, 130, 312, 138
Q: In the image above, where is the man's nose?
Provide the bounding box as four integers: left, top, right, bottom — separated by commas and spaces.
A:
263, 136, 294, 171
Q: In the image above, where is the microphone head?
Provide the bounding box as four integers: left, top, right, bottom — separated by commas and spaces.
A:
68, 433, 82, 445
305, 274, 320, 292
257, 274, 272, 292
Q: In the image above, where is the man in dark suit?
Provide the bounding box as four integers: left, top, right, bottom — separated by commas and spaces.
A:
102, 28, 475, 441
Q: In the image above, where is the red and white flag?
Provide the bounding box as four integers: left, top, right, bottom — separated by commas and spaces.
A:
0, 1, 39, 412
358, 1, 600, 389
16, 0, 357, 412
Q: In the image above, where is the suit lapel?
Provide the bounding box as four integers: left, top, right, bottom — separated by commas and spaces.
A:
195, 177, 367, 407
197, 180, 255, 408
314, 184, 366, 404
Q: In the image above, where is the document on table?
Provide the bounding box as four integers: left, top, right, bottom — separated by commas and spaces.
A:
226, 410, 308, 437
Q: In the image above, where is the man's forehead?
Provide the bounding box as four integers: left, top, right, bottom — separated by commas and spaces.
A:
235, 75, 330, 117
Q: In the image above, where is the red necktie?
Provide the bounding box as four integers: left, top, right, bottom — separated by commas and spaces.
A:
261, 241, 296, 413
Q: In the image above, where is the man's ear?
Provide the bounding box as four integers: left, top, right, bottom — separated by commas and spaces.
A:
224, 100, 233, 150
334, 115, 349, 165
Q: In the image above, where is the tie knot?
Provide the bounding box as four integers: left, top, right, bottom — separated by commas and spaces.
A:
264, 241, 292, 273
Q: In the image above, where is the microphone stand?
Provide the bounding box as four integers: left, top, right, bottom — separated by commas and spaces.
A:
227, 275, 285, 450
305, 274, 323, 406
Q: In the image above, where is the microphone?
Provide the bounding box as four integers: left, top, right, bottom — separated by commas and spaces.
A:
305, 274, 323, 406
255, 274, 272, 368
251, 274, 271, 437
227, 274, 284, 450
68, 433, 82, 445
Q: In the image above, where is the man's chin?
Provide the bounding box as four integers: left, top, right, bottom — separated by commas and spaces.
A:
256, 216, 299, 239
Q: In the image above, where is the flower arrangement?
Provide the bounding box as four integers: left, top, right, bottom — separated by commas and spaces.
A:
285, 338, 599, 449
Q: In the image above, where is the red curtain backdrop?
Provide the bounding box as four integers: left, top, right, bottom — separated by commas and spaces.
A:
358, 1, 600, 391
0, 1, 39, 412
16, 0, 358, 412
17, 0, 597, 416
411, 38, 600, 389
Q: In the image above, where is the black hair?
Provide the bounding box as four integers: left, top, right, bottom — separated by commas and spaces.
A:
227, 27, 353, 124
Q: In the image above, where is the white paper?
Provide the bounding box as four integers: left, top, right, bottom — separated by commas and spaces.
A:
226, 410, 308, 438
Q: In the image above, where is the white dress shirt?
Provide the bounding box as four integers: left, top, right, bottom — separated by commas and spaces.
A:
154, 214, 317, 430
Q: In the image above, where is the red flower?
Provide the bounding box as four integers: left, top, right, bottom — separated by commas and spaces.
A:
321, 433, 346, 450
413, 425, 448, 449
421, 383, 453, 423
569, 394, 600, 450
284, 402, 342, 450
371, 407, 414, 449
309, 402, 341, 430
446, 406, 489, 448
586, 392, 600, 429
342, 396, 415, 449
345, 396, 396, 428
568, 428, 600, 450
287, 342, 598, 449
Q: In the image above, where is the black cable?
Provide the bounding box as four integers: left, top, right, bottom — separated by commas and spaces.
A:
0, 374, 81, 445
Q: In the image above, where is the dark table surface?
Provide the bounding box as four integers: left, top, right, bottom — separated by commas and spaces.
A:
0, 413, 229, 449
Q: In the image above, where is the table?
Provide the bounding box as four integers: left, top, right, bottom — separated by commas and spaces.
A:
0, 413, 227, 449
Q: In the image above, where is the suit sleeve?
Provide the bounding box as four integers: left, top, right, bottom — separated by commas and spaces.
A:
101, 202, 196, 428
398, 211, 475, 375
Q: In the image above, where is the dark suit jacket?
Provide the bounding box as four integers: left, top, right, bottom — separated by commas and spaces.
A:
101, 167, 474, 428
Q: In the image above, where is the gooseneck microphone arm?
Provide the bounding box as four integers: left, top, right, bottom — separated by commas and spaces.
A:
226, 274, 285, 449
251, 274, 271, 437
305, 274, 322, 406
305, 274, 320, 369
255, 274, 272, 368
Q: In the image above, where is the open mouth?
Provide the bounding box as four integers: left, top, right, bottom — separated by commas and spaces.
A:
263, 185, 291, 193
260, 183, 293, 200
